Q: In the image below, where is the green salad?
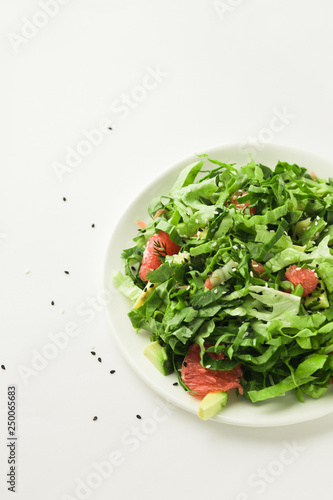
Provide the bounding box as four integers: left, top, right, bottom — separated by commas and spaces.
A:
114, 155, 333, 420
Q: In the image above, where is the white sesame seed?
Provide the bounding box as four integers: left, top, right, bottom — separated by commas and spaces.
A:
232, 267, 237, 272
206, 365, 212, 369
233, 245, 238, 249
25, 269, 31, 274
316, 216, 320, 220
250, 271, 254, 277
214, 289, 218, 294
195, 219, 199, 224
252, 264, 259, 267
296, 267, 301, 271
265, 283, 269, 287
212, 242, 217, 247
315, 221, 318, 226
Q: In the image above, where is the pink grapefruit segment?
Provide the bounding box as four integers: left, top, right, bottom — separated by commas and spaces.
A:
181, 343, 243, 396
285, 265, 318, 297
139, 231, 181, 281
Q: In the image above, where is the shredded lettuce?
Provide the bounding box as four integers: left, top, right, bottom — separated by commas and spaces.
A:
114, 155, 333, 409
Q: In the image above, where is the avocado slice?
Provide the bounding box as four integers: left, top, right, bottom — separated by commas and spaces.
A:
133, 282, 156, 309
304, 281, 329, 310
143, 341, 173, 376
198, 391, 228, 421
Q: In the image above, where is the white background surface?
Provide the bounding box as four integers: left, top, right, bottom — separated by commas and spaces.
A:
1, 1, 333, 499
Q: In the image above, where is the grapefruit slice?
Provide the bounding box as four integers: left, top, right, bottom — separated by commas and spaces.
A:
181, 343, 243, 396
139, 231, 181, 281
285, 265, 319, 297
230, 190, 256, 216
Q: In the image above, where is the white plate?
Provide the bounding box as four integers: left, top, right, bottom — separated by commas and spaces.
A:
104, 143, 333, 427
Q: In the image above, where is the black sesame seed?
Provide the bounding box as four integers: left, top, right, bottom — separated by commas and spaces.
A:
108, 127, 112, 130
144, 287, 147, 292
131, 266, 136, 271
317, 298, 320, 302
310, 200, 315, 203
91, 224, 95, 228
230, 235, 234, 240
183, 361, 187, 367
137, 251, 141, 255
198, 228, 203, 232
184, 258, 188, 263
64, 271, 69, 275
193, 304, 199, 310
1, 365, 5, 370
98, 357, 102, 362
136, 414, 142, 420
207, 271, 212, 275
173, 382, 179, 386
133, 279, 138, 284
321, 289, 325, 293
182, 240, 186, 244
91, 351, 96, 356
63, 197, 66, 201
93, 416, 98, 421
316, 264, 319, 268
195, 272, 199, 278
110, 370, 116, 374
51, 301, 54, 306
141, 229, 146, 233
238, 244, 241, 249
285, 179, 290, 183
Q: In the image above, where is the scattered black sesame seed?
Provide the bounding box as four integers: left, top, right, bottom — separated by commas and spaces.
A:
1, 365, 5, 370
93, 416, 98, 421
133, 279, 138, 284
198, 228, 203, 232
98, 357, 102, 362
136, 414, 142, 420
108, 127, 112, 130
230, 235, 234, 240
64, 271, 69, 275
141, 229, 146, 233
149, 283, 154, 288
317, 298, 320, 302
91, 351, 96, 356
321, 289, 325, 293
137, 251, 141, 255
144, 287, 147, 292
173, 382, 179, 386
193, 304, 199, 310
285, 179, 290, 183
110, 370, 116, 374
131, 266, 136, 271
238, 244, 241, 249
207, 271, 212, 275
316, 264, 319, 268
51, 301, 54, 306
184, 258, 188, 263
63, 197, 66, 201
310, 200, 315, 203
91, 224, 95, 228
182, 240, 186, 244
195, 272, 199, 278
183, 361, 187, 367
308, 293, 312, 297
